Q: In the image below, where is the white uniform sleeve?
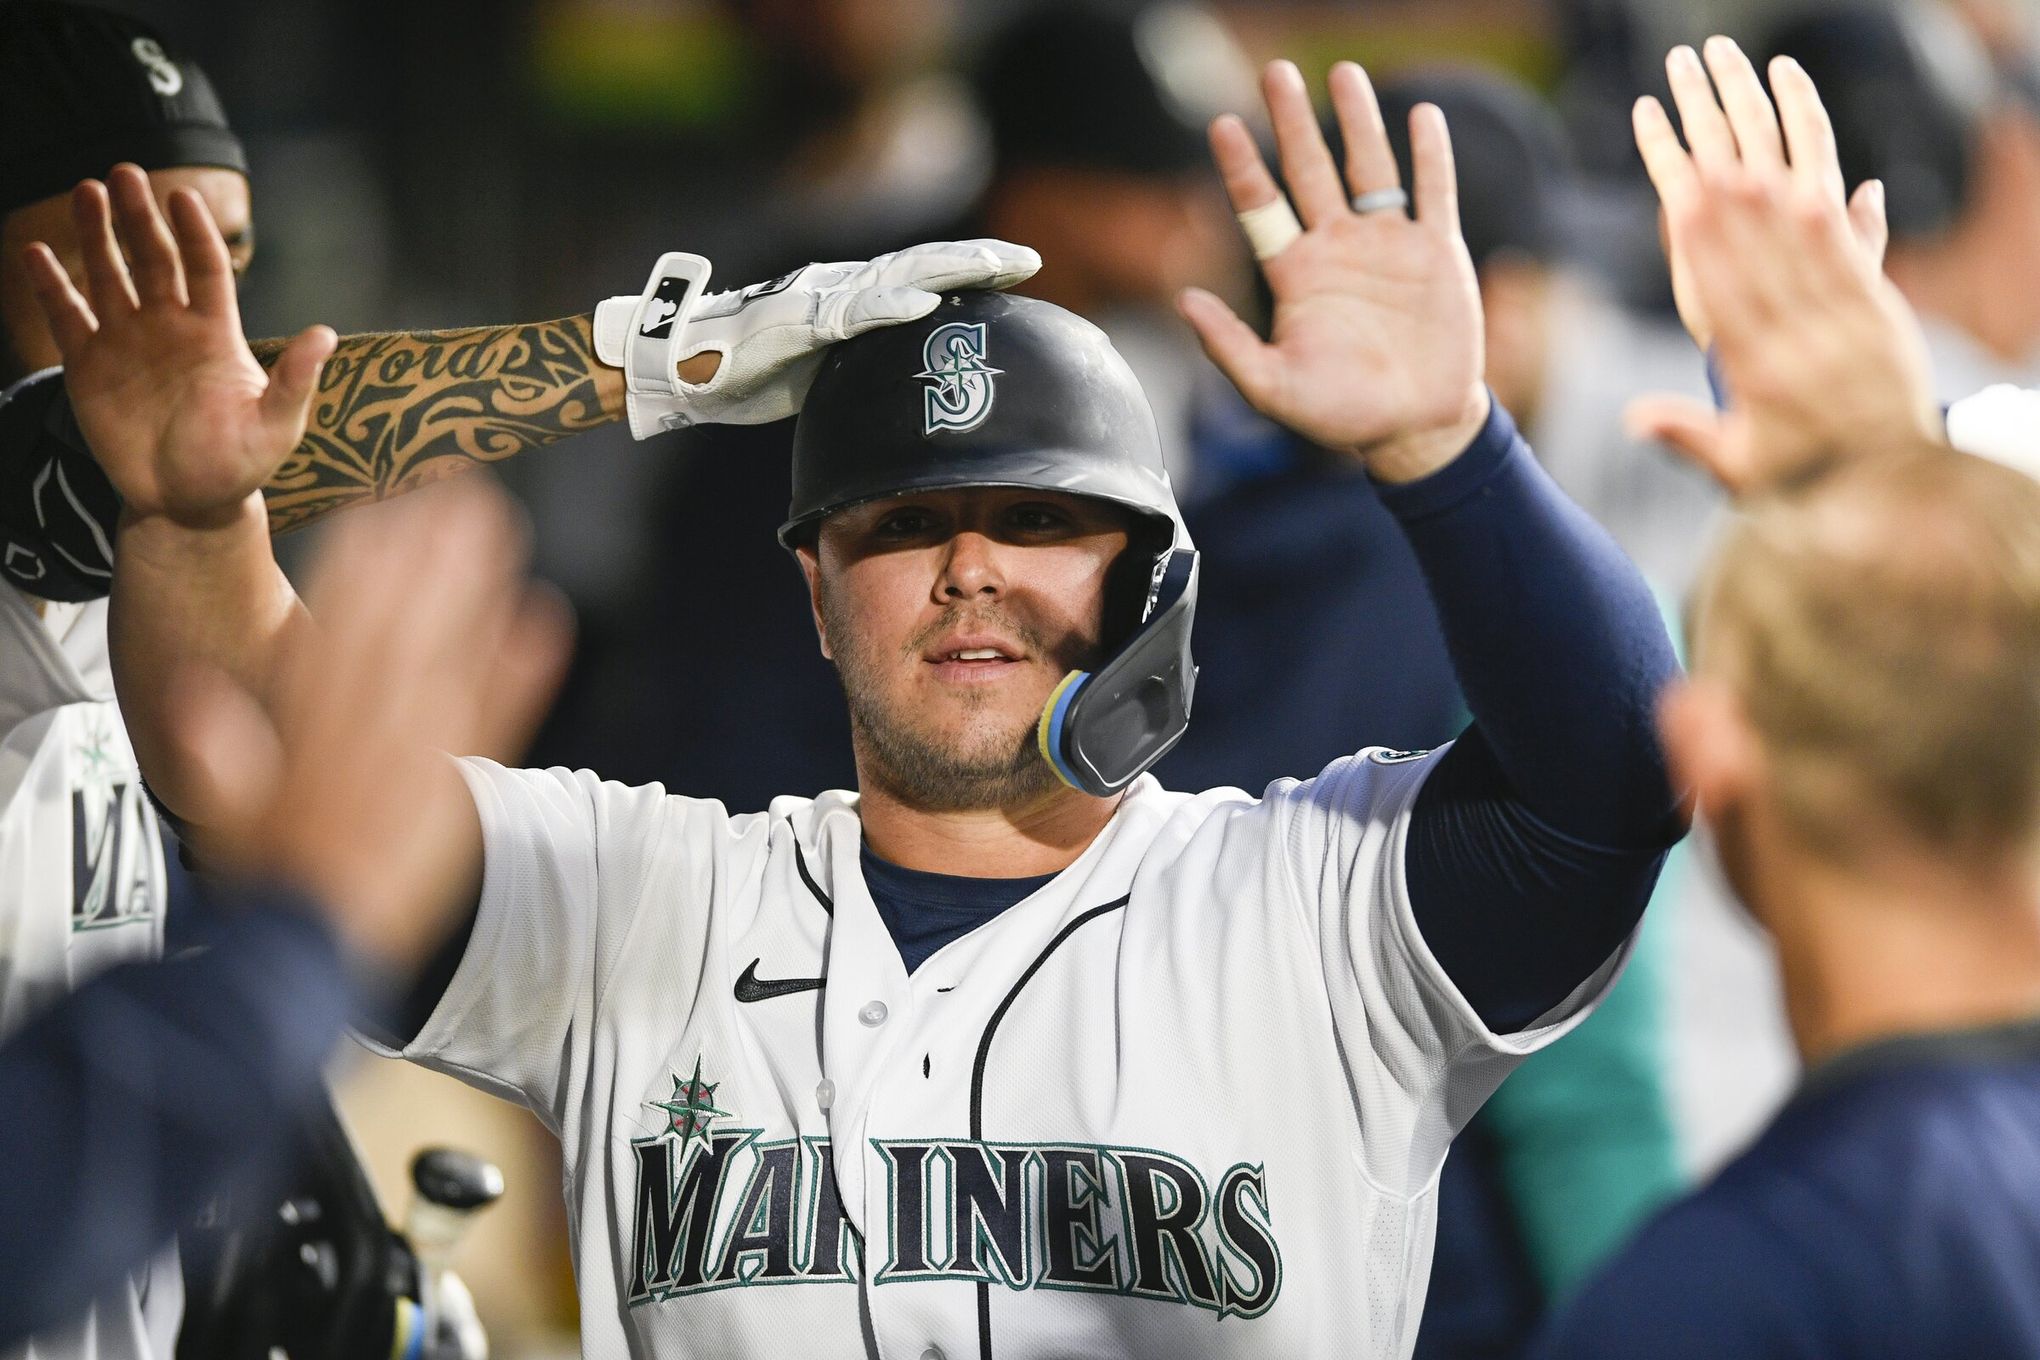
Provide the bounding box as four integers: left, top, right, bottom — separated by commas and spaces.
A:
364, 758, 676, 1130
1265, 745, 1627, 1193
1946, 384, 2040, 482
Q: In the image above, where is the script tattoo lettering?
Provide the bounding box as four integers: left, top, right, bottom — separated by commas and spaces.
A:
251, 315, 618, 533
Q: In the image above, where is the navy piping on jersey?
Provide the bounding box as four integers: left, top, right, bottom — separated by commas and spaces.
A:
794, 840, 834, 915
969, 894, 1132, 1360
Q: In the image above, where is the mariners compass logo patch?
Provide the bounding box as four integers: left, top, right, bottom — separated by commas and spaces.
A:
650, 1056, 732, 1151
918, 321, 1000, 434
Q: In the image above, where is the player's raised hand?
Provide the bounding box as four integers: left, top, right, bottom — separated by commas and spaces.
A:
1180, 60, 1488, 483
1639, 37, 1885, 352
167, 478, 570, 971
20, 163, 334, 528
1627, 38, 1937, 494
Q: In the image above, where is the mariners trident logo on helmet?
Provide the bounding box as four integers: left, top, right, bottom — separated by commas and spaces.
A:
917, 322, 1001, 434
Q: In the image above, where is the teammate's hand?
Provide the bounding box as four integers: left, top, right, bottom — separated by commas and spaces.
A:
21, 163, 335, 529
598, 239, 1042, 437
1627, 38, 1939, 494
166, 478, 569, 972
1181, 60, 1489, 483
1645, 38, 1890, 353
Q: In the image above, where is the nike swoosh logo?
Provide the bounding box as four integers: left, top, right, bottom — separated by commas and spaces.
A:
735, 959, 825, 1004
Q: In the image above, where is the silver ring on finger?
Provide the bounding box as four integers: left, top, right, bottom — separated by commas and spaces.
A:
1350, 186, 1410, 216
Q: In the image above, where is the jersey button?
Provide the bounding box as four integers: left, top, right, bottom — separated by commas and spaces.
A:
857, 1000, 889, 1027
920, 1349, 944, 1360
814, 1078, 835, 1111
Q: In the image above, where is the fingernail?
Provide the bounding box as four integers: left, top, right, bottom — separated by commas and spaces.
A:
1670, 45, 1700, 70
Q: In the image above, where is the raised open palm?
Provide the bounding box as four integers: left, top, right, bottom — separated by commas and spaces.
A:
22, 164, 334, 528
1640, 39, 1888, 354
1626, 38, 1935, 494
1180, 61, 1488, 482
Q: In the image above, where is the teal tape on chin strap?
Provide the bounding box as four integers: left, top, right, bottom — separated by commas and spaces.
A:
1036, 670, 1091, 789
389, 1297, 425, 1360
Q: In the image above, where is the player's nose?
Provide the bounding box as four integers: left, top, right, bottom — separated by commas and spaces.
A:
934, 529, 1005, 602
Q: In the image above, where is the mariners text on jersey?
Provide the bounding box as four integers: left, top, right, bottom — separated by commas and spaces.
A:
626, 1126, 1280, 1318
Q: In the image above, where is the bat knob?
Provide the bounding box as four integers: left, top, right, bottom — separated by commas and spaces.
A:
410, 1148, 505, 1213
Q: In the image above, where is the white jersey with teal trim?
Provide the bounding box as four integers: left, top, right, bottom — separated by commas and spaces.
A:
382, 747, 1626, 1360
0, 584, 176, 1360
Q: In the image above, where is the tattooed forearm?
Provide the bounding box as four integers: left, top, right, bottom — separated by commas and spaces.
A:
249, 315, 624, 534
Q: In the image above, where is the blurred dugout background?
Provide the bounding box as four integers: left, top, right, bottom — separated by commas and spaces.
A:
93, 0, 2040, 1354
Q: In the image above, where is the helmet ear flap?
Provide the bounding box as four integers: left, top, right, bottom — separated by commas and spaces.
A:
1038, 547, 1199, 797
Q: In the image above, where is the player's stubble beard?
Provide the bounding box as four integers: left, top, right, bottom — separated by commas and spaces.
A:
820, 585, 1089, 814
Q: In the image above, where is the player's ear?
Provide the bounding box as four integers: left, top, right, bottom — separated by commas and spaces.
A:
1659, 676, 1760, 829
795, 544, 832, 661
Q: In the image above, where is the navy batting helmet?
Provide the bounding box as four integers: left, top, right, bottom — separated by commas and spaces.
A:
781, 290, 1198, 798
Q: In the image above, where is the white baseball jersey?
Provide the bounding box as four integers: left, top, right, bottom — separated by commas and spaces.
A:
383, 746, 1625, 1360
0, 583, 178, 1360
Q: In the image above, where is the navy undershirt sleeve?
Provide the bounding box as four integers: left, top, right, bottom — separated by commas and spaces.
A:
0, 879, 356, 1345
1377, 399, 1683, 1033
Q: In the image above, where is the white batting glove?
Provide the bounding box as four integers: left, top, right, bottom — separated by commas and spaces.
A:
593, 239, 1041, 438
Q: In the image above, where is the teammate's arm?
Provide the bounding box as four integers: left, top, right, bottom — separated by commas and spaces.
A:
0, 306, 646, 587
16, 167, 453, 898
247, 314, 651, 533
0, 172, 1039, 591
19, 170, 328, 828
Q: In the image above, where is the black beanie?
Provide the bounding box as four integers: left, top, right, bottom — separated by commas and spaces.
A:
0, 0, 246, 215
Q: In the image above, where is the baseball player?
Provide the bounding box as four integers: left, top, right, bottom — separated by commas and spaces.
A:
1525, 40, 2040, 1355
39, 58, 1682, 1359
0, 3, 1033, 1355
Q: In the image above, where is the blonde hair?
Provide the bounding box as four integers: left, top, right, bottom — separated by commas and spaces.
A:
1691, 445, 2040, 862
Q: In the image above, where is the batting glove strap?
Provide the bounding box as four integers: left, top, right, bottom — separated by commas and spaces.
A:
593, 239, 1042, 440
592, 251, 714, 440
